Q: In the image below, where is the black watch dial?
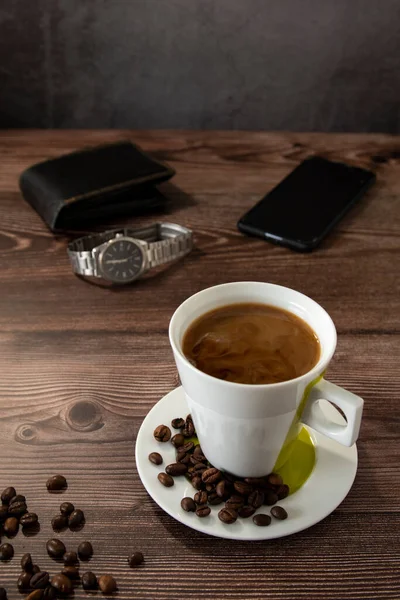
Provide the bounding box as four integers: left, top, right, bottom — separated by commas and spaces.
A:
100, 238, 145, 283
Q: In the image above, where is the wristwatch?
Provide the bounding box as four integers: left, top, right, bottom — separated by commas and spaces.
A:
67, 222, 193, 284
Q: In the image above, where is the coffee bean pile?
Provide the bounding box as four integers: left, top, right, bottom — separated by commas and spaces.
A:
51, 501, 85, 532
152, 414, 289, 527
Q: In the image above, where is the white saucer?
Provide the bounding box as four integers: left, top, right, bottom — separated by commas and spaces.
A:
136, 386, 358, 541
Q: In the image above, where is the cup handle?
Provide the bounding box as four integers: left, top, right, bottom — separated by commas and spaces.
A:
301, 379, 363, 446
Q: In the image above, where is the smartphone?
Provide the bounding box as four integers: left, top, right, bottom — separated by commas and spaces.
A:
237, 156, 376, 251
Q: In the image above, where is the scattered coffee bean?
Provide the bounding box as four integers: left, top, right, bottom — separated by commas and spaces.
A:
205, 483, 216, 492
218, 507, 238, 524
171, 433, 185, 448
0, 543, 14, 560
153, 424, 171, 442
248, 490, 264, 509
8, 500, 27, 516
148, 452, 163, 465
233, 481, 253, 496
82, 571, 98, 590
46, 538, 66, 559
268, 473, 283, 486
0, 587, 7, 600
171, 417, 185, 429
62, 565, 80, 579
20, 512, 39, 528
32, 565, 41, 575
195, 504, 211, 518
26, 591, 44, 600
128, 552, 144, 567
194, 491, 207, 505
60, 501, 75, 515
244, 477, 267, 486
193, 444, 203, 456
192, 463, 207, 475
182, 419, 195, 438
30, 572, 50, 589
263, 491, 279, 506
1, 487, 16, 505
180, 497, 196, 512
157, 472, 174, 487
0, 505, 8, 521
10, 494, 26, 504
46, 475, 67, 492
165, 462, 188, 476
68, 509, 85, 528
180, 441, 194, 453
21, 552, 34, 572
176, 451, 190, 464
50, 573, 73, 595
51, 514, 68, 531
63, 551, 78, 565
43, 586, 57, 600
191, 476, 204, 490
253, 513, 271, 527
276, 484, 290, 500
271, 505, 288, 520
202, 468, 221, 484
17, 570, 33, 591
190, 453, 206, 465
216, 480, 230, 499
98, 575, 117, 594
208, 492, 223, 506
78, 541, 93, 560
225, 494, 245, 510
238, 505, 256, 518
3, 517, 19, 536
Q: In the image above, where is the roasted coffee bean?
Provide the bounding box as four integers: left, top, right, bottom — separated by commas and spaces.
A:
8, 500, 27, 516
182, 421, 195, 438
46, 475, 67, 492
223, 472, 236, 483
68, 509, 85, 528
46, 538, 66, 559
51, 514, 68, 531
244, 477, 267, 486
0, 543, 14, 560
171, 417, 185, 429
82, 571, 98, 590
238, 505, 256, 518
10, 494, 26, 505
1, 487, 16, 505
233, 481, 253, 496
98, 575, 117, 594
78, 541, 93, 560
0, 505, 8, 521
63, 551, 78, 565
225, 494, 245, 510
191, 476, 204, 490
176, 451, 191, 464
208, 492, 223, 506
202, 468, 221, 484
180, 441, 194, 453
153, 424, 171, 442
128, 552, 144, 567
3, 517, 18, 536
20, 512, 39, 528
62, 566, 80, 580
218, 507, 238, 524
21, 552, 33, 571
157, 472, 174, 487
216, 480, 230, 499
276, 484, 290, 500
18, 570, 33, 591
195, 504, 211, 518
31, 572, 50, 589
171, 433, 185, 448
32, 565, 41, 575
50, 573, 73, 595
205, 483, 216, 492
271, 505, 288, 520
248, 490, 264, 509
267, 473, 283, 486
165, 463, 188, 476
26, 591, 44, 600
253, 513, 271, 526
0, 587, 7, 600
263, 491, 279, 506
194, 491, 207, 505
42, 586, 57, 600
60, 502, 74, 515
193, 444, 203, 456
180, 497, 196, 512
148, 452, 163, 466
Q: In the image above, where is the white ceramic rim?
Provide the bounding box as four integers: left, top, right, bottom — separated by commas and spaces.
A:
169, 282, 337, 390
135, 386, 358, 541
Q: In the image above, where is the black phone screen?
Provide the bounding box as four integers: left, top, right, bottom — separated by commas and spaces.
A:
237, 156, 375, 251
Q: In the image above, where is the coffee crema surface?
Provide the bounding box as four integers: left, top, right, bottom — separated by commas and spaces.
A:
182, 302, 320, 384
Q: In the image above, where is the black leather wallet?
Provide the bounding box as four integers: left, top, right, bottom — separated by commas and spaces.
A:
19, 141, 175, 232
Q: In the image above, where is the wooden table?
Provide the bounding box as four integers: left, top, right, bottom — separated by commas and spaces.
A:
0, 130, 399, 599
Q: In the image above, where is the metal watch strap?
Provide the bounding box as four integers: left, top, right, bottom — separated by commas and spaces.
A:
67, 223, 193, 277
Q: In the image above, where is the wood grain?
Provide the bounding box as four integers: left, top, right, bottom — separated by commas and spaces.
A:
0, 130, 399, 599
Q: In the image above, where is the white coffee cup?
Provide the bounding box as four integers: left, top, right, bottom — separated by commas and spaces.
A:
169, 282, 363, 477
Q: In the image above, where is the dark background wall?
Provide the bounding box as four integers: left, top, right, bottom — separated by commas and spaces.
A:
1, 0, 399, 132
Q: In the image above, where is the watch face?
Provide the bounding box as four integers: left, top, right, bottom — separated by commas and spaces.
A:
99, 238, 145, 283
